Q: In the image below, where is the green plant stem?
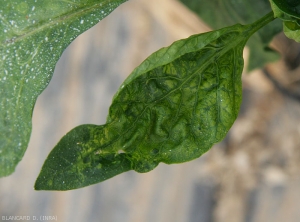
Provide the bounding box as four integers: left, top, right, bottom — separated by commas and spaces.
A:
247, 11, 276, 36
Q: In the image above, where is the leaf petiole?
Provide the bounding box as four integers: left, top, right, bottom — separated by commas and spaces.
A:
246, 11, 276, 36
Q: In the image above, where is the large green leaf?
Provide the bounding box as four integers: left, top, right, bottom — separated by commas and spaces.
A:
179, 0, 282, 70
0, 0, 127, 177
270, 0, 300, 42
35, 13, 275, 190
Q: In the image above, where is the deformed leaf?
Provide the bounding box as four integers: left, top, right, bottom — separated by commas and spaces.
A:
35, 13, 275, 190
270, 0, 300, 42
0, 0, 127, 177
284, 21, 300, 42
179, 0, 282, 70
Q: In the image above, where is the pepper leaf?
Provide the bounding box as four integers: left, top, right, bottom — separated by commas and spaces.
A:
179, 0, 282, 70
269, 0, 300, 42
0, 0, 127, 177
35, 13, 275, 190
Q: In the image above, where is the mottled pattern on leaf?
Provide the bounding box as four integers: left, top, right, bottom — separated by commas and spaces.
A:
35, 22, 259, 190
0, 0, 127, 177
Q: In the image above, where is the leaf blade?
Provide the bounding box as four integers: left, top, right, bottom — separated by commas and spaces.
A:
270, 0, 300, 42
0, 0, 127, 177
35, 22, 257, 190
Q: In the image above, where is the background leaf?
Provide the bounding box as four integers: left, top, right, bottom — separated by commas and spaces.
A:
270, 0, 300, 42
35, 14, 275, 190
0, 0, 127, 177
178, 0, 282, 70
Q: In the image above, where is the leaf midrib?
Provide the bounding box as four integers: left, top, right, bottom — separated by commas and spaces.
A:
52, 26, 250, 177
92, 26, 250, 154
1, 0, 123, 46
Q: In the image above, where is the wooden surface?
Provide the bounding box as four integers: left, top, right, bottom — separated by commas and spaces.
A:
1, 0, 300, 221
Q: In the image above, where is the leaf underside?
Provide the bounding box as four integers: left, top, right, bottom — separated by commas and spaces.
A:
0, 0, 127, 177
270, 0, 300, 42
179, 0, 282, 70
34, 22, 259, 190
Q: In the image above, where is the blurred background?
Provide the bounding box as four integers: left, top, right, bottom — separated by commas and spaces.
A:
1, 0, 300, 221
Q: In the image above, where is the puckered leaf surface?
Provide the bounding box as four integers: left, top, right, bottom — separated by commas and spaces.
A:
0, 0, 127, 177
35, 13, 275, 190
179, 0, 282, 70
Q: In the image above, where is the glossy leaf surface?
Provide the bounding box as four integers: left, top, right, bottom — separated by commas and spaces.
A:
0, 0, 127, 177
35, 13, 275, 190
179, 0, 282, 70
270, 0, 300, 42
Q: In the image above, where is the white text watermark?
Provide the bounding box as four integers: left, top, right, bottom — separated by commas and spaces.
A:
2, 216, 57, 221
